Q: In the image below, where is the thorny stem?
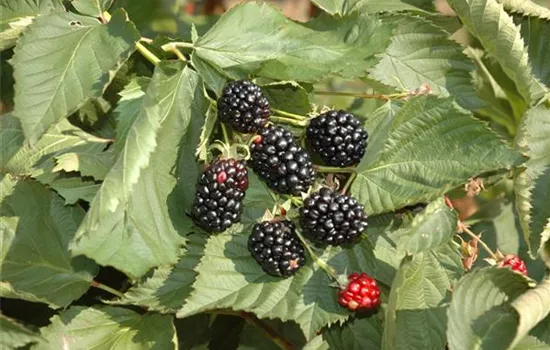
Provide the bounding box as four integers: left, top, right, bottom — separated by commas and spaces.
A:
211, 310, 294, 350
271, 116, 308, 127
294, 229, 339, 281
316, 166, 356, 174
315, 90, 409, 100
270, 108, 308, 121
459, 222, 498, 261
91, 280, 124, 299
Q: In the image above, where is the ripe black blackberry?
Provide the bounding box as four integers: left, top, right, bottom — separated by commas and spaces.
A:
299, 188, 368, 246
217, 80, 271, 133
306, 110, 368, 167
192, 158, 248, 233
249, 125, 316, 195
248, 220, 306, 277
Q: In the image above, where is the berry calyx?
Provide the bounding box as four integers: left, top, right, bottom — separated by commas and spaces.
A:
500, 254, 528, 276
248, 220, 306, 277
306, 110, 368, 167
249, 125, 316, 195
299, 188, 368, 246
192, 158, 248, 233
338, 272, 381, 312
217, 80, 271, 133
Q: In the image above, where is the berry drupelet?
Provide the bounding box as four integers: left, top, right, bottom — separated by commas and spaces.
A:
338, 272, 381, 312
299, 188, 368, 246
248, 220, 306, 277
306, 110, 368, 167
249, 125, 316, 195
192, 158, 248, 233
217, 80, 271, 133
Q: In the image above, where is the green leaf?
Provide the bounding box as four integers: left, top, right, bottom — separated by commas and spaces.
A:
108, 234, 207, 312
71, 0, 114, 17
0, 314, 44, 349
0, 0, 64, 50
501, 0, 550, 19
238, 318, 306, 350
447, 267, 532, 350
53, 148, 114, 181
311, 0, 433, 15
0, 113, 24, 169
0, 176, 98, 307
196, 104, 217, 162
514, 105, 550, 257
370, 15, 483, 110
71, 63, 208, 278
383, 244, 462, 350
509, 278, 550, 348
323, 316, 383, 349
192, 3, 393, 82
12, 9, 139, 143
261, 81, 312, 116
303, 335, 330, 350
36, 306, 177, 349
397, 198, 457, 254
351, 96, 522, 215
447, 0, 545, 104
177, 234, 349, 340
518, 16, 550, 88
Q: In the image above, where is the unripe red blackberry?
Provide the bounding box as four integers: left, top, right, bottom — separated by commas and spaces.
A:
192, 159, 248, 233
299, 188, 368, 246
248, 220, 306, 277
500, 254, 528, 276
306, 110, 368, 167
338, 272, 381, 312
217, 80, 271, 133
249, 125, 316, 195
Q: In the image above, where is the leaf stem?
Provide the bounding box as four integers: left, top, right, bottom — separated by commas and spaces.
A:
136, 42, 161, 65
220, 123, 230, 144
294, 229, 339, 280
315, 166, 356, 173
270, 108, 308, 121
271, 116, 308, 127
315, 90, 409, 100
211, 310, 294, 350
161, 42, 195, 50
91, 280, 124, 298
459, 222, 498, 261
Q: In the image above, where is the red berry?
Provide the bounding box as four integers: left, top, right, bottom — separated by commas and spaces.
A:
216, 171, 227, 184
501, 255, 528, 276
253, 135, 263, 144
338, 272, 381, 312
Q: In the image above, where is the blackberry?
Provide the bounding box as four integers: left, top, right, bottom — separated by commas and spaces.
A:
306, 110, 368, 167
248, 220, 306, 277
192, 158, 248, 233
299, 188, 368, 246
249, 125, 316, 195
217, 80, 271, 133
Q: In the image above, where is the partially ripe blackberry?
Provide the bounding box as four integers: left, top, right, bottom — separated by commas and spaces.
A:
306, 110, 368, 167
500, 254, 528, 276
217, 80, 271, 133
249, 125, 316, 195
192, 159, 248, 233
248, 220, 306, 277
299, 188, 368, 246
338, 272, 381, 312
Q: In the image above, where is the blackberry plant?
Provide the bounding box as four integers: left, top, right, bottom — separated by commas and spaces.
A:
2, 0, 550, 349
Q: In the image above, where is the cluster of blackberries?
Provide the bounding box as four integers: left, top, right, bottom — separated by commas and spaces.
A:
192, 80, 371, 281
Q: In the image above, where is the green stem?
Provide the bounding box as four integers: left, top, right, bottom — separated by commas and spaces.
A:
220, 123, 230, 144
315, 90, 408, 100
341, 173, 357, 194
91, 281, 124, 298
461, 224, 498, 261
271, 116, 307, 127
316, 166, 356, 173
294, 229, 339, 280
136, 42, 161, 65
271, 108, 307, 121
161, 42, 195, 50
